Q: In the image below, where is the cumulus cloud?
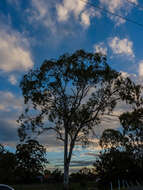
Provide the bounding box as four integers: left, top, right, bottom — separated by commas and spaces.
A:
28, 0, 57, 32
0, 30, 33, 72
56, 0, 86, 21
138, 60, 143, 77
109, 37, 135, 58
31, 0, 47, 20
0, 91, 23, 112
80, 11, 91, 27
120, 71, 130, 78
56, 0, 97, 27
8, 75, 17, 85
99, 0, 138, 25
80, 8, 99, 27
120, 71, 136, 79
100, 0, 123, 13
93, 42, 107, 55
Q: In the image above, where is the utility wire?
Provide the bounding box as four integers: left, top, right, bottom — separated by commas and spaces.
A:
124, 0, 143, 10
80, 0, 143, 28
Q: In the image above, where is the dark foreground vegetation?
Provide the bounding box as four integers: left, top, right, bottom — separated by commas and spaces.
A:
12, 182, 97, 190
0, 125, 143, 190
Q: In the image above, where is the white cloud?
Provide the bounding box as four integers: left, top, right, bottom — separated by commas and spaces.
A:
120, 71, 130, 78
28, 0, 99, 31
80, 8, 98, 27
8, 75, 17, 85
0, 91, 23, 112
31, 0, 47, 20
56, 0, 86, 21
28, 0, 56, 31
120, 71, 136, 79
93, 42, 107, 55
56, 4, 69, 22
0, 29, 33, 72
100, 0, 123, 13
138, 60, 143, 77
109, 37, 134, 58
99, 0, 138, 25
56, 0, 96, 27
80, 11, 90, 27
129, 0, 138, 4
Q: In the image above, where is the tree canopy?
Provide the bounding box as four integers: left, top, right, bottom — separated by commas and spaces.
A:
18, 49, 142, 188
16, 139, 48, 178
99, 129, 128, 149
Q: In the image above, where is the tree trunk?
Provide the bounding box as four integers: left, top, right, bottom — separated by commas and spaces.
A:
64, 128, 69, 190
64, 162, 69, 189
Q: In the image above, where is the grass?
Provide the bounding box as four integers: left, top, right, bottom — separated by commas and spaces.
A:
12, 183, 96, 190
11, 183, 143, 190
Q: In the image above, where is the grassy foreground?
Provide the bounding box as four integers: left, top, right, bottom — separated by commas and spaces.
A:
11, 184, 143, 190
12, 183, 96, 190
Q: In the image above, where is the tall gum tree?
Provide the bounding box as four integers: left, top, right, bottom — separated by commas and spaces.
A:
18, 50, 142, 189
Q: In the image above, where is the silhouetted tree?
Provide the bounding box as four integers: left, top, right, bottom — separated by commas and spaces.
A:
94, 148, 136, 189
51, 169, 63, 182
16, 139, 48, 182
0, 144, 5, 154
18, 50, 141, 189
0, 150, 17, 184
120, 108, 143, 174
94, 108, 143, 189
99, 129, 128, 150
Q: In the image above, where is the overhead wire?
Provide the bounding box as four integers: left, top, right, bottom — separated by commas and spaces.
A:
124, 0, 143, 10
80, 0, 143, 28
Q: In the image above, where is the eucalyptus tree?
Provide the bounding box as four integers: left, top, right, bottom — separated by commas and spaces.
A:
18, 50, 141, 188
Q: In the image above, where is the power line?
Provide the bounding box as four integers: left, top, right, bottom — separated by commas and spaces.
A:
80, 0, 143, 28
124, 0, 143, 10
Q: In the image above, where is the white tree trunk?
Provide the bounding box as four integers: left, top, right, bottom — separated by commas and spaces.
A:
64, 162, 69, 187
64, 129, 69, 189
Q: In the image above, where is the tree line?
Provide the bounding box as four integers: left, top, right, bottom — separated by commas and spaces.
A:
0, 140, 47, 184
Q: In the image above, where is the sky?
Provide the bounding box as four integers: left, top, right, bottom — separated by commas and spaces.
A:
0, 0, 143, 172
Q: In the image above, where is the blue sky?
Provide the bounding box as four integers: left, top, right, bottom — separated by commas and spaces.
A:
0, 0, 143, 172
